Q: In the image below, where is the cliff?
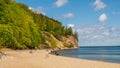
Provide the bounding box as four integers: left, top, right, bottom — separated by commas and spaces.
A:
0, 0, 78, 49
39, 32, 78, 49
61, 36, 78, 48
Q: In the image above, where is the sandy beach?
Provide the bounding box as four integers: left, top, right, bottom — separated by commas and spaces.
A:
0, 49, 120, 68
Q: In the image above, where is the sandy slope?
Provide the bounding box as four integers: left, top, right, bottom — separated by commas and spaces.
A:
0, 49, 120, 68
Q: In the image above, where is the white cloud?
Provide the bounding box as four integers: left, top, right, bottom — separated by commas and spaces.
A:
103, 31, 110, 36
35, 6, 46, 15
28, 7, 35, 12
110, 27, 116, 32
99, 25, 105, 30
63, 13, 74, 18
99, 13, 107, 22
93, 0, 106, 11
67, 24, 75, 28
92, 35, 101, 39
28, 7, 33, 10
76, 24, 120, 46
55, 0, 68, 7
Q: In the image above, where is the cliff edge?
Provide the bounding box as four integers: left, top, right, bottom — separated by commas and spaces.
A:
40, 32, 78, 49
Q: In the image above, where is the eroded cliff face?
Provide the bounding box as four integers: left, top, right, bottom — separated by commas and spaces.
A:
42, 32, 78, 49
61, 36, 78, 48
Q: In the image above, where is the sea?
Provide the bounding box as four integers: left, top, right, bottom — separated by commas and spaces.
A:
58, 46, 120, 63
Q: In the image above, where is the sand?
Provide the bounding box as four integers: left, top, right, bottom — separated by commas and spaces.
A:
0, 49, 120, 68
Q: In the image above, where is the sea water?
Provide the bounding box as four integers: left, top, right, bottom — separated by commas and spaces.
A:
58, 46, 120, 63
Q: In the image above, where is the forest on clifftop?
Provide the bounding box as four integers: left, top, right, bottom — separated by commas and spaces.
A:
0, 0, 78, 49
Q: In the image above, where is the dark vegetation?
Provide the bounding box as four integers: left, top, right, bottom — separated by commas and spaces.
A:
0, 0, 78, 49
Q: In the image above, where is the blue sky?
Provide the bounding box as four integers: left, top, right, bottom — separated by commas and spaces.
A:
16, 0, 120, 46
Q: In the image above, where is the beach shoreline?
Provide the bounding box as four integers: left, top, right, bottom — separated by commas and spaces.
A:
0, 49, 120, 68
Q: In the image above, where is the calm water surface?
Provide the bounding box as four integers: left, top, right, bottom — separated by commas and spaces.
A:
58, 46, 120, 63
